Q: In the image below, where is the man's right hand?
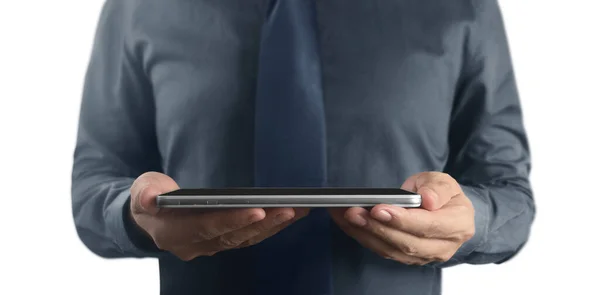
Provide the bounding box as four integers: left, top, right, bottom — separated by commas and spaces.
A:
129, 172, 309, 261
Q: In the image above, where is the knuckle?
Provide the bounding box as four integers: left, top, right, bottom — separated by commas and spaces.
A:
204, 251, 219, 257
374, 226, 395, 245
242, 234, 268, 247
400, 243, 419, 256
217, 235, 241, 249
415, 173, 432, 187
419, 231, 433, 239
436, 179, 452, 192
195, 232, 211, 242
175, 252, 197, 262
382, 251, 404, 264
376, 225, 388, 236
244, 227, 267, 240
462, 227, 475, 241
429, 171, 445, 181
241, 239, 256, 247
198, 228, 221, 241
434, 252, 453, 262
377, 246, 402, 261
433, 172, 453, 184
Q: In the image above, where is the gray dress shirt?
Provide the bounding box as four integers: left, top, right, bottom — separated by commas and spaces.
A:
71, 0, 535, 294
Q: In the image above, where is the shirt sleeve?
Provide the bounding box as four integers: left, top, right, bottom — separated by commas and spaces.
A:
71, 0, 163, 259
437, 0, 536, 267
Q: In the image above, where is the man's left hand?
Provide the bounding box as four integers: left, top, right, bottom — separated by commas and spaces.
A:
328, 172, 475, 265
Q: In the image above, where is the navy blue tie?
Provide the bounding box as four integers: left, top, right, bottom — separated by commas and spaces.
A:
253, 0, 333, 294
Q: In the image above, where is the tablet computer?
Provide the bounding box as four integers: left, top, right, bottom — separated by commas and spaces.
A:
156, 187, 421, 208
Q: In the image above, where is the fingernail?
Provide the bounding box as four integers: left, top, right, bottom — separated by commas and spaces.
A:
348, 214, 368, 227
373, 210, 392, 222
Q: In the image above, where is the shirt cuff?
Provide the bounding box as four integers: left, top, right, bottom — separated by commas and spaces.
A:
428, 184, 490, 267
452, 185, 490, 260
106, 189, 163, 258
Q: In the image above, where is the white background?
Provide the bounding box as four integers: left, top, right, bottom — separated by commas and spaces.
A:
0, 1, 598, 294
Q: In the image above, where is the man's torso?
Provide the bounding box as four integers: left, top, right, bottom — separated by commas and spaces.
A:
124, 0, 476, 294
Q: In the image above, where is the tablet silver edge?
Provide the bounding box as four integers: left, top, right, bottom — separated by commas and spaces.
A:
156, 194, 422, 208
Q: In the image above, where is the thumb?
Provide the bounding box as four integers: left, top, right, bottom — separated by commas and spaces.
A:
130, 172, 180, 215
402, 172, 460, 211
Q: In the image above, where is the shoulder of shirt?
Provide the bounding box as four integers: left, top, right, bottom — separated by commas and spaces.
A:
97, 1, 131, 34
463, 0, 505, 45
467, 0, 504, 26
99, 0, 152, 33
97, 0, 151, 50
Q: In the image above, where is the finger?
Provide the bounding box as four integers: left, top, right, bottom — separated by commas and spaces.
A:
292, 207, 311, 219
131, 172, 179, 215
236, 219, 294, 248
236, 208, 309, 248
327, 208, 347, 222
202, 208, 296, 250
345, 208, 446, 257
190, 208, 268, 241
152, 208, 266, 248
369, 204, 474, 241
336, 220, 432, 266
404, 172, 461, 210
351, 209, 457, 260
400, 173, 419, 192
343, 207, 370, 226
